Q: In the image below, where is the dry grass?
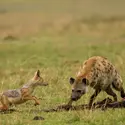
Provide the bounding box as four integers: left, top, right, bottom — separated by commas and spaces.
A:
0, 0, 125, 38
0, 12, 125, 39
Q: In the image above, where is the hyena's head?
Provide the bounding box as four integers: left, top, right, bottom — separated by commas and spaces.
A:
69, 77, 88, 101
31, 70, 48, 87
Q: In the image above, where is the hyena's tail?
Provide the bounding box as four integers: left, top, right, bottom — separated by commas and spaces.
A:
112, 81, 125, 98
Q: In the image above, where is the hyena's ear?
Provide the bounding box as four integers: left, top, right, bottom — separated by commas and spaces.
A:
33, 70, 41, 80
69, 77, 75, 85
82, 78, 89, 85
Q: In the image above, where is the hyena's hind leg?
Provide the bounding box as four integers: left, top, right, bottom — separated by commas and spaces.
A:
105, 85, 117, 101
112, 80, 125, 98
120, 87, 125, 98
0, 94, 9, 110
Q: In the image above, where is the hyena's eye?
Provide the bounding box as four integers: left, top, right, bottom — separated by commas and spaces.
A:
77, 90, 82, 93
72, 89, 75, 92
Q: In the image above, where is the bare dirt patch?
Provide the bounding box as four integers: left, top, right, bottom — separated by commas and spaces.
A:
41, 98, 125, 112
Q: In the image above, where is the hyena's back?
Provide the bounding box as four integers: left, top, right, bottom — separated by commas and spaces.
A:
77, 56, 123, 91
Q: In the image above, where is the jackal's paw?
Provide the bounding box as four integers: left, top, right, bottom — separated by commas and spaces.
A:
34, 102, 40, 106
0, 106, 8, 111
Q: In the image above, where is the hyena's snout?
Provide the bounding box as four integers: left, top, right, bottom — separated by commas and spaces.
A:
71, 95, 79, 101
71, 90, 85, 101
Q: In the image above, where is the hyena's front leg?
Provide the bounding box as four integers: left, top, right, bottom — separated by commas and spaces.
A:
63, 99, 73, 110
57, 99, 73, 110
89, 89, 101, 109
67, 99, 73, 106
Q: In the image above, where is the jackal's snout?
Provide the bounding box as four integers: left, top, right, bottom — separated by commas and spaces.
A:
40, 82, 48, 86
33, 70, 48, 86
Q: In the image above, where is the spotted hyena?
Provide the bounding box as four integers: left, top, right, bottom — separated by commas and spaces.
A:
68, 56, 125, 108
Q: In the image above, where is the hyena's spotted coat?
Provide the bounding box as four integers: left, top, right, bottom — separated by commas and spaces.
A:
69, 56, 125, 108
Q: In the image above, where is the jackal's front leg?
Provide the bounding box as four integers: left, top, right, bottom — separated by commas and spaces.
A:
23, 95, 40, 106
32, 96, 40, 106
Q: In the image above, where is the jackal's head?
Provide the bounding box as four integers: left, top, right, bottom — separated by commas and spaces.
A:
69, 77, 88, 101
31, 70, 48, 87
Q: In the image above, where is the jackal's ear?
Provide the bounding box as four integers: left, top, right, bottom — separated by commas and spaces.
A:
82, 78, 89, 85
34, 70, 40, 80
36, 70, 40, 77
69, 77, 75, 84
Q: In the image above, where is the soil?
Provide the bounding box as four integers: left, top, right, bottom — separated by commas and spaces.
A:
1, 98, 125, 114
42, 98, 125, 112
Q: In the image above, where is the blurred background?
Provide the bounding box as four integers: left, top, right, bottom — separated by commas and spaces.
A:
0, 0, 125, 39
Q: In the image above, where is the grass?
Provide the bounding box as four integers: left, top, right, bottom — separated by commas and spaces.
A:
0, 0, 125, 124
0, 38, 125, 125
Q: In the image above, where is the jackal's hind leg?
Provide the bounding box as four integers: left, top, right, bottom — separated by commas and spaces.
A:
0, 95, 9, 111
0, 105, 8, 111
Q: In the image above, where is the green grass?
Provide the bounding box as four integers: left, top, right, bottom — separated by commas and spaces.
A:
0, 37, 125, 125
0, 0, 125, 124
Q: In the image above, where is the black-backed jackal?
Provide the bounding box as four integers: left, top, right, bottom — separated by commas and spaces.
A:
0, 70, 48, 110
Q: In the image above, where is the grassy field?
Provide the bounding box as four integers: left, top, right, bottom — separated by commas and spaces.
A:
0, 0, 125, 125
0, 38, 125, 125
